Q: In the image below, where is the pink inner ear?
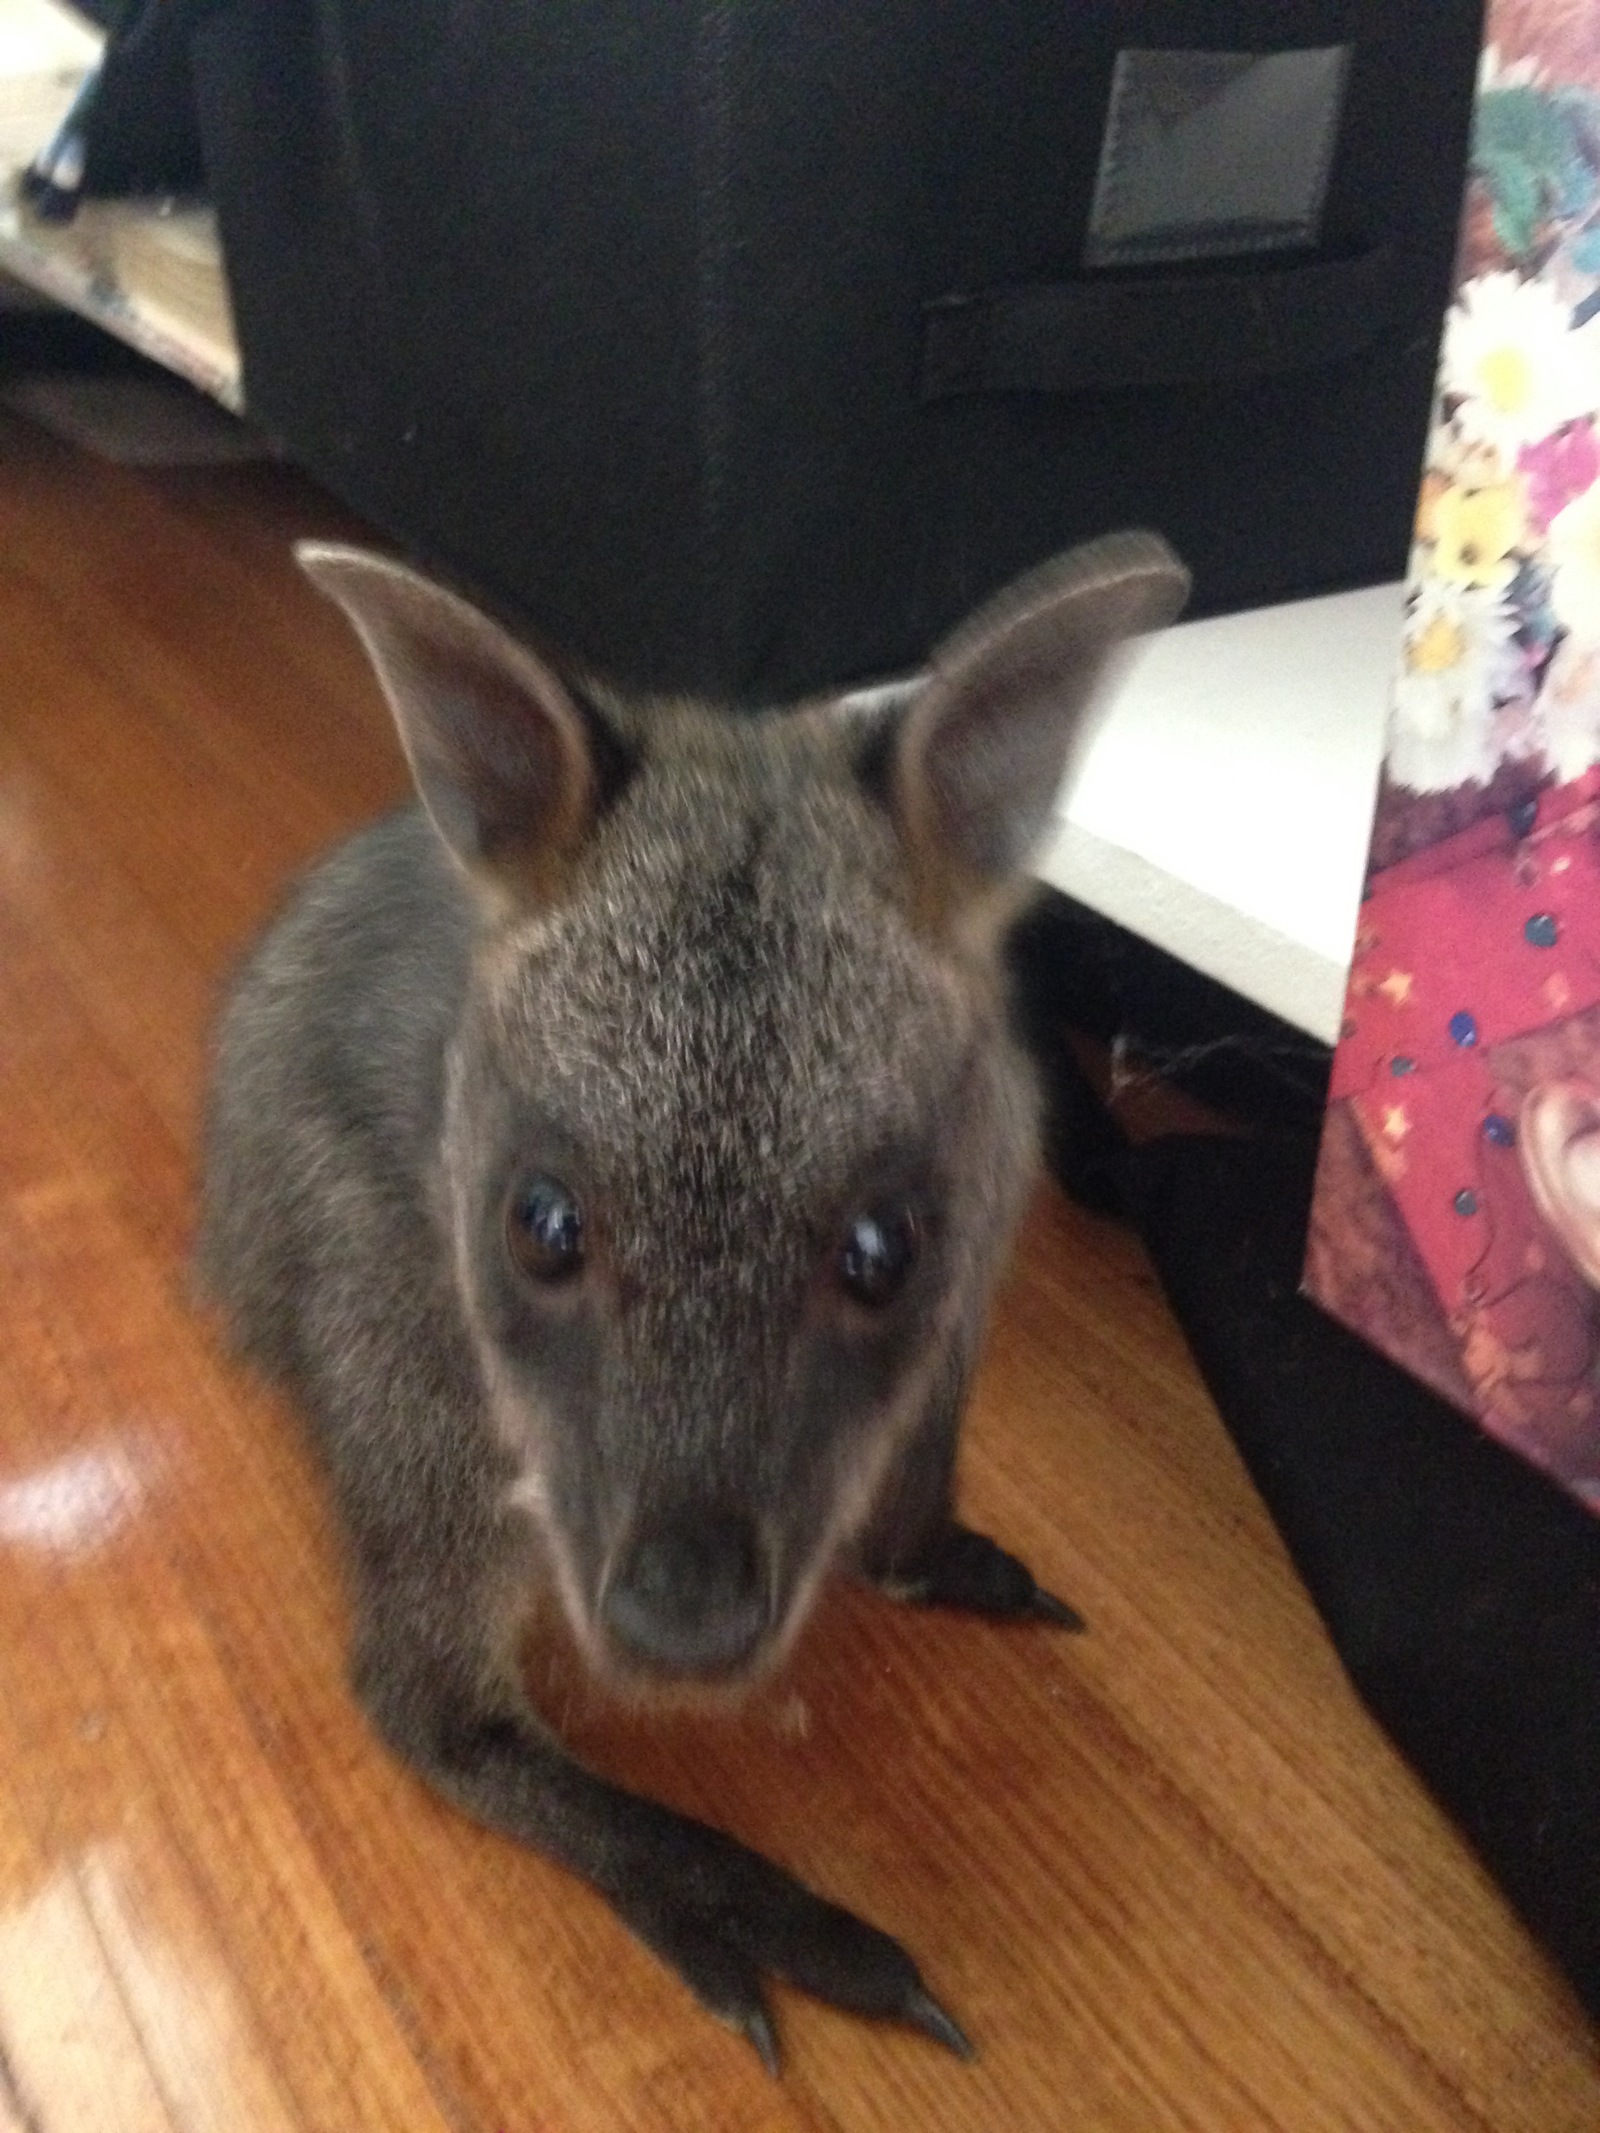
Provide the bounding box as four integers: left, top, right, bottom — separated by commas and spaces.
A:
401, 634, 589, 868
299, 546, 599, 885
923, 690, 1064, 880
905, 537, 1189, 894
914, 638, 1103, 885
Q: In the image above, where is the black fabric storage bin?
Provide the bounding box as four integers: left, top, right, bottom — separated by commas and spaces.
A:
78, 2, 209, 199
191, 0, 1484, 699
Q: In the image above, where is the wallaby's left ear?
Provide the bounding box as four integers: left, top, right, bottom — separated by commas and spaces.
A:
296, 542, 619, 907
889, 531, 1189, 918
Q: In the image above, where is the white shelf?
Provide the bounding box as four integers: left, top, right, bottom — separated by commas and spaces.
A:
1036, 581, 1405, 1043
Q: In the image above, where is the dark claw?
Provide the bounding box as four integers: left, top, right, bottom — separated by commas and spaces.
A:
604, 1788, 974, 2073
731, 2000, 781, 2078
877, 1523, 1087, 1630
1030, 1587, 1087, 1632
904, 1985, 976, 2060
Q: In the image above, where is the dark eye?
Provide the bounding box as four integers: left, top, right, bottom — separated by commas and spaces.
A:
506, 1175, 585, 1281
838, 1207, 919, 1307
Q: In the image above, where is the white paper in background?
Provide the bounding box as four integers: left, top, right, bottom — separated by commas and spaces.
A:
1038, 582, 1405, 1041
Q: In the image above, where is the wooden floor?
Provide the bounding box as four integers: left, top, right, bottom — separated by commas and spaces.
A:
0, 408, 1595, 2133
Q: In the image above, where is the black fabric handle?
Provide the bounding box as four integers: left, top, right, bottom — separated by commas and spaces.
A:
922, 246, 1399, 400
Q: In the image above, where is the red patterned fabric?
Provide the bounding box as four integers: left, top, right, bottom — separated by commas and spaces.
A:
1330, 772, 1600, 1497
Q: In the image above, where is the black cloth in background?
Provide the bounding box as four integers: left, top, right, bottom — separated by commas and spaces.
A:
185, 0, 1483, 699
1015, 914, 1600, 2025
1125, 1126, 1600, 2022
45, 2, 1485, 703
63, 3, 212, 198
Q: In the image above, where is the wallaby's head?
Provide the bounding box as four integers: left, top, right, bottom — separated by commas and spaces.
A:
298, 535, 1187, 1693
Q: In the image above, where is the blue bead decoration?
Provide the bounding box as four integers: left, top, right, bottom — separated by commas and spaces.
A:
1454, 1188, 1479, 1216
1509, 798, 1539, 838
1390, 1054, 1417, 1076
1483, 1113, 1515, 1147
1525, 913, 1559, 947
1448, 1011, 1478, 1047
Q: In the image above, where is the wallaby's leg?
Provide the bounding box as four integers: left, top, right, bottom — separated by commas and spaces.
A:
878, 1523, 1085, 1630
859, 1344, 1085, 1631
345, 1500, 973, 2074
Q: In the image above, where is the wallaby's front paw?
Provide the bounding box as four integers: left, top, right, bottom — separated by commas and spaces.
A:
622, 1818, 973, 2074
876, 1522, 1086, 1631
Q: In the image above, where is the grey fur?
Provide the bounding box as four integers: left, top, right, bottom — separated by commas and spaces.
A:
196, 532, 1188, 2067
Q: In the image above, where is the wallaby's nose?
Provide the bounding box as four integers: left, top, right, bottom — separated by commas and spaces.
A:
603, 1511, 769, 1677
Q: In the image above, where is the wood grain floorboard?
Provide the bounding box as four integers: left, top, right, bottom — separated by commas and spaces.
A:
0, 408, 1594, 2131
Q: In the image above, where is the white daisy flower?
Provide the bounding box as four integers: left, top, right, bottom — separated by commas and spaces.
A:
1442, 274, 1599, 460
1386, 578, 1519, 792
1549, 479, 1600, 643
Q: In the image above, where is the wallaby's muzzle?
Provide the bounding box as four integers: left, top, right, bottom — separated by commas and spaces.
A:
601, 1507, 771, 1679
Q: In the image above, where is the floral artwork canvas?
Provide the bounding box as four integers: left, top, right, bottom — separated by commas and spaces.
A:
1305, 0, 1600, 1516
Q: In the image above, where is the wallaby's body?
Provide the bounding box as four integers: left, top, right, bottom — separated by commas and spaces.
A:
198, 533, 1186, 2068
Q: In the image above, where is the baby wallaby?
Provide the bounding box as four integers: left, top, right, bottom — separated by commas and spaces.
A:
197, 531, 1188, 2070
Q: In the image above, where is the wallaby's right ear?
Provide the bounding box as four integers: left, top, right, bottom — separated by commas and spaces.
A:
296, 543, 622, 905
884, 531, 1189, 930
